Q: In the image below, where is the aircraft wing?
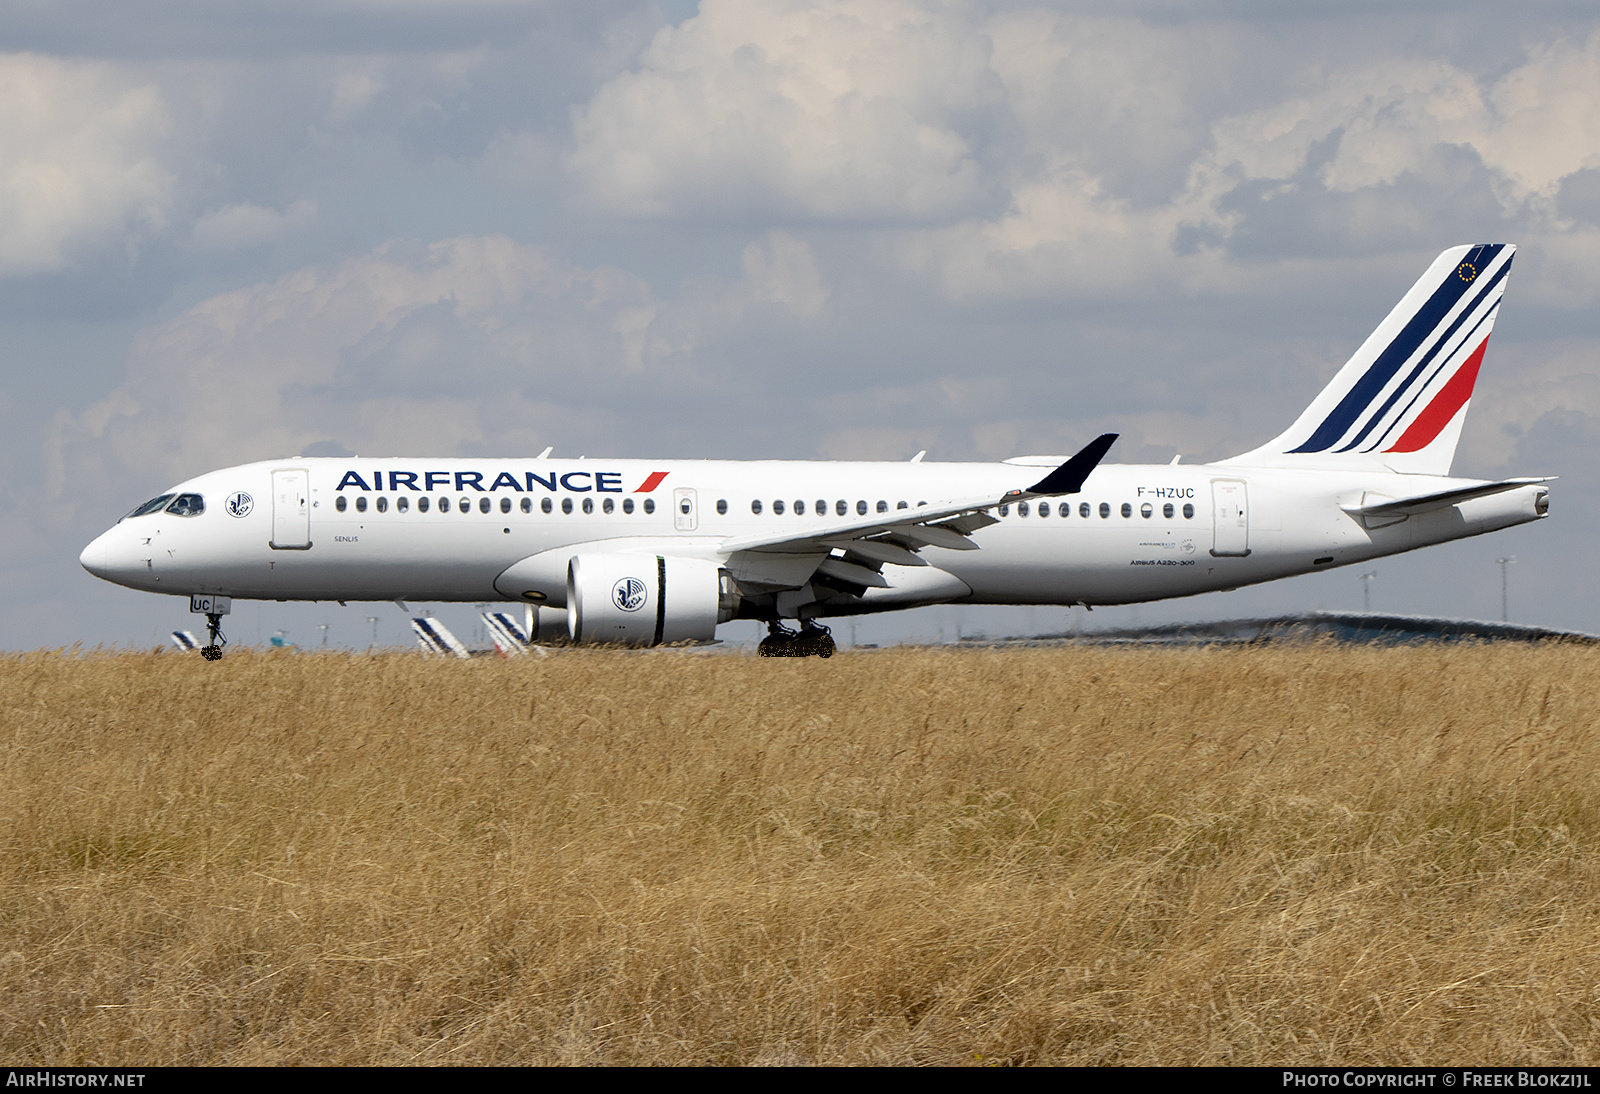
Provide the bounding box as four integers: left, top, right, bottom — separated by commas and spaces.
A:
720, 435, 1116, 589
1343, 476, 1553, 519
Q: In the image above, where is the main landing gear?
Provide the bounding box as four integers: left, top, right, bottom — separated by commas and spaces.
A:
201, 612, 227, 661
758, 621, 836, 658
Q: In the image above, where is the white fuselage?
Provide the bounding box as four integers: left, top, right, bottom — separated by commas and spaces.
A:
79, 456, 1548, 618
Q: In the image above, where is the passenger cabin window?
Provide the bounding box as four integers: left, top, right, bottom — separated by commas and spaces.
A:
717, 499, 728, 515
477, 497, 489, 514
542, 498, 553, 514
562, 498, 573, 514
1099, 502, 1110, 519
999, 504, 1009, 516
897, 501, 908, 509
335, 495, 348, 512
1140, 502, 1153, 518
816, 500, 826, 516
398, 496, 409, 513
1079, 502, 1090, 518
1121, 503, 1132, 518
1163, 502, 1173, 518
582, 498, 594, 514
774, 500, 786, 515
836, 500, 847, 516
751, 499, 763, 515
377, 496, 388, 513
419, 496, 430, 513
440, 497, 452, 513
876, 500, 888, 513
520, 497, 531, 513
1183, 503, 1195, 519
1039, 502, 1049, 517
128, 494, 176, 518
166, 494, 205, 517
623, 498, 634, 514
643, 498, 655, 514
856, 500, 868, 515
1019, 501, 1030, 516
603, 497, 614, 514
356, 496, 368, 513
500, 497, 512, 514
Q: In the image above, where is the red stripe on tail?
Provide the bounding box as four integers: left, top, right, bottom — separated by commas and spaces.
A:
1385, 337, 1489, 454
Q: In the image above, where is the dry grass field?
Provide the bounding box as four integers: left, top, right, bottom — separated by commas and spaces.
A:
3, 641, 1599, 1065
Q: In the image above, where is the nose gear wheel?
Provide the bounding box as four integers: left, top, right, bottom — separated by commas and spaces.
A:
201, 612, 226, 661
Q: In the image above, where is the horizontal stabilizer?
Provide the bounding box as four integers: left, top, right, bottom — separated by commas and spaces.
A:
1343, 477, 1552, 519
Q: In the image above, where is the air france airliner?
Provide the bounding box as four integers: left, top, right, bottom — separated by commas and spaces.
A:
81, 244, 1550, 658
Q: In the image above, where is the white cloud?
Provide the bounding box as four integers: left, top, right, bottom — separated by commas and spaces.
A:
1196, 46, 1600, 212
330, 67, 385, 121
191, 198, 317, 250
566, 0, 995, 220
0, 53, 173, 274
49, 236, 673, 502
900, 25, 1600, 302
49, 229, 842, 510
741, 230, 829, 316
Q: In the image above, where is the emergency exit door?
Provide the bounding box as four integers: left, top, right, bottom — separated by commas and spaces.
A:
271, 469, 312, 549
673, 488, 698, 531
1210, 479, 1250, 557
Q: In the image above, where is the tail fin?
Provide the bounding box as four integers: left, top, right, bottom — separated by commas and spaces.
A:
1227, 243, 1514, 476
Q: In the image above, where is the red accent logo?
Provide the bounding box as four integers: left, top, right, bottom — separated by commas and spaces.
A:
1385, 336, 1489, 454
634, 471, 670, 493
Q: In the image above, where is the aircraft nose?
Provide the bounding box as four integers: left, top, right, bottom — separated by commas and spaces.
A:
80, 527, 139, 584
80, 531, 114, 578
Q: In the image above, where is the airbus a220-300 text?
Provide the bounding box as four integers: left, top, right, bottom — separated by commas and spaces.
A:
81, 243, 1550, 658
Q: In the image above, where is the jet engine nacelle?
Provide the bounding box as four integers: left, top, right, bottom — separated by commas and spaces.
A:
566, 553, 738, 645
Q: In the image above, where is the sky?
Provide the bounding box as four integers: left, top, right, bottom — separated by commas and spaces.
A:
4, 0, 1600, 651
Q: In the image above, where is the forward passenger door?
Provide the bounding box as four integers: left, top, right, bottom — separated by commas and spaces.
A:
271, 469, 312, 549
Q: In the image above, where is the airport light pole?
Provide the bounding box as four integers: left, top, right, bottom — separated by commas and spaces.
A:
1497, 556, 1515, 622
318, 623, 330, 649
1358, 571, 1377, 613
366, 616, 380, 647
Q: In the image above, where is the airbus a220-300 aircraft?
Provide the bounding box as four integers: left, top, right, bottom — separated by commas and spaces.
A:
82, 243, 1550, 659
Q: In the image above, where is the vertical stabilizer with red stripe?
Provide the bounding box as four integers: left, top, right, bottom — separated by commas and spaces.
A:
1225, 244, 1514, 477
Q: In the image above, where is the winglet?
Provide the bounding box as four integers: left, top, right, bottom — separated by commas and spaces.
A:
1021, 433, 1118, 496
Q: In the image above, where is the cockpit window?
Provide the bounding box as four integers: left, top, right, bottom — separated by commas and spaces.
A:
127, 494, 175, 518
165, 494, 205, 517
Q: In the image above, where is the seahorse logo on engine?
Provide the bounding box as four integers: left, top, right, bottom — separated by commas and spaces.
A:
612, 576, 648, 612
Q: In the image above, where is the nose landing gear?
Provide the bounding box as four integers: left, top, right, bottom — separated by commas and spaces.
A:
758, 621, 836, 658
201, 612, 227, 661
188, 596, 233, 661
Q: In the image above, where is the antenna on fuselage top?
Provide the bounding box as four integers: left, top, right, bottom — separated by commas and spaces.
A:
537, 446, 553, 459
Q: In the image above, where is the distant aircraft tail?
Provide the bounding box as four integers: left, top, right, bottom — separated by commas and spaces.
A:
1226, 244, 1514, 476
